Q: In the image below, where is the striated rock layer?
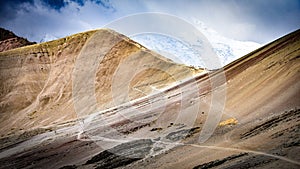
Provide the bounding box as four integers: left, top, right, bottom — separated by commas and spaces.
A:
0, 29, 201, 134
0, 29, 299, 169
0, 28, 36, 52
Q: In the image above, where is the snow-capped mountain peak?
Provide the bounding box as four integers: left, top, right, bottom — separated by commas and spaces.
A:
40, 34, 58, 43
131, 19, 262, 68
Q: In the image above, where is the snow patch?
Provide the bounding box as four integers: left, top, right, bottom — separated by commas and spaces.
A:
131, 19, 261, 68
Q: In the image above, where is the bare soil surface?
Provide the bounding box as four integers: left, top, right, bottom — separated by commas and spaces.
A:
0, 29, 299, 169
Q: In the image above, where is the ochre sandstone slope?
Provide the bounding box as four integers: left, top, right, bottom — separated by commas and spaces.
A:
0, 29, 201, 135
0, 29, 299, 169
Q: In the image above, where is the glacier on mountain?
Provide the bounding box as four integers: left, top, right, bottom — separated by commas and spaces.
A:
131, 20, 261, 68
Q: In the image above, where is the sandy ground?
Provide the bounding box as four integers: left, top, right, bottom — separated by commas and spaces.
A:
0, 29, 299, 168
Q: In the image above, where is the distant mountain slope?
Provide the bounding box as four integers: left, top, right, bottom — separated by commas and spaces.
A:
0, 28, 36, 52
39, 34, 58, 43
0, 29, 202, 134
0, 28, 16, 41
132, 20, 261, 67
120, 29, 300, 169
0, 29, 299, 169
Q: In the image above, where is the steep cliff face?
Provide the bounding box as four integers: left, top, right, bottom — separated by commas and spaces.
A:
0, 29, 202, 134
0, 28, 36, 52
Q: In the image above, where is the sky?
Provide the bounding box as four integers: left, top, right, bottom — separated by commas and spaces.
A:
0, 0, 299, 44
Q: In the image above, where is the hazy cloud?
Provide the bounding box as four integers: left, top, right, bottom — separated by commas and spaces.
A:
0, 0, 299, 43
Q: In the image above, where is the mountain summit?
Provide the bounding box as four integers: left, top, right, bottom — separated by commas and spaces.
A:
0, 28, 299, 169
0, 28, 36, 52
132, 20, 262, 67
